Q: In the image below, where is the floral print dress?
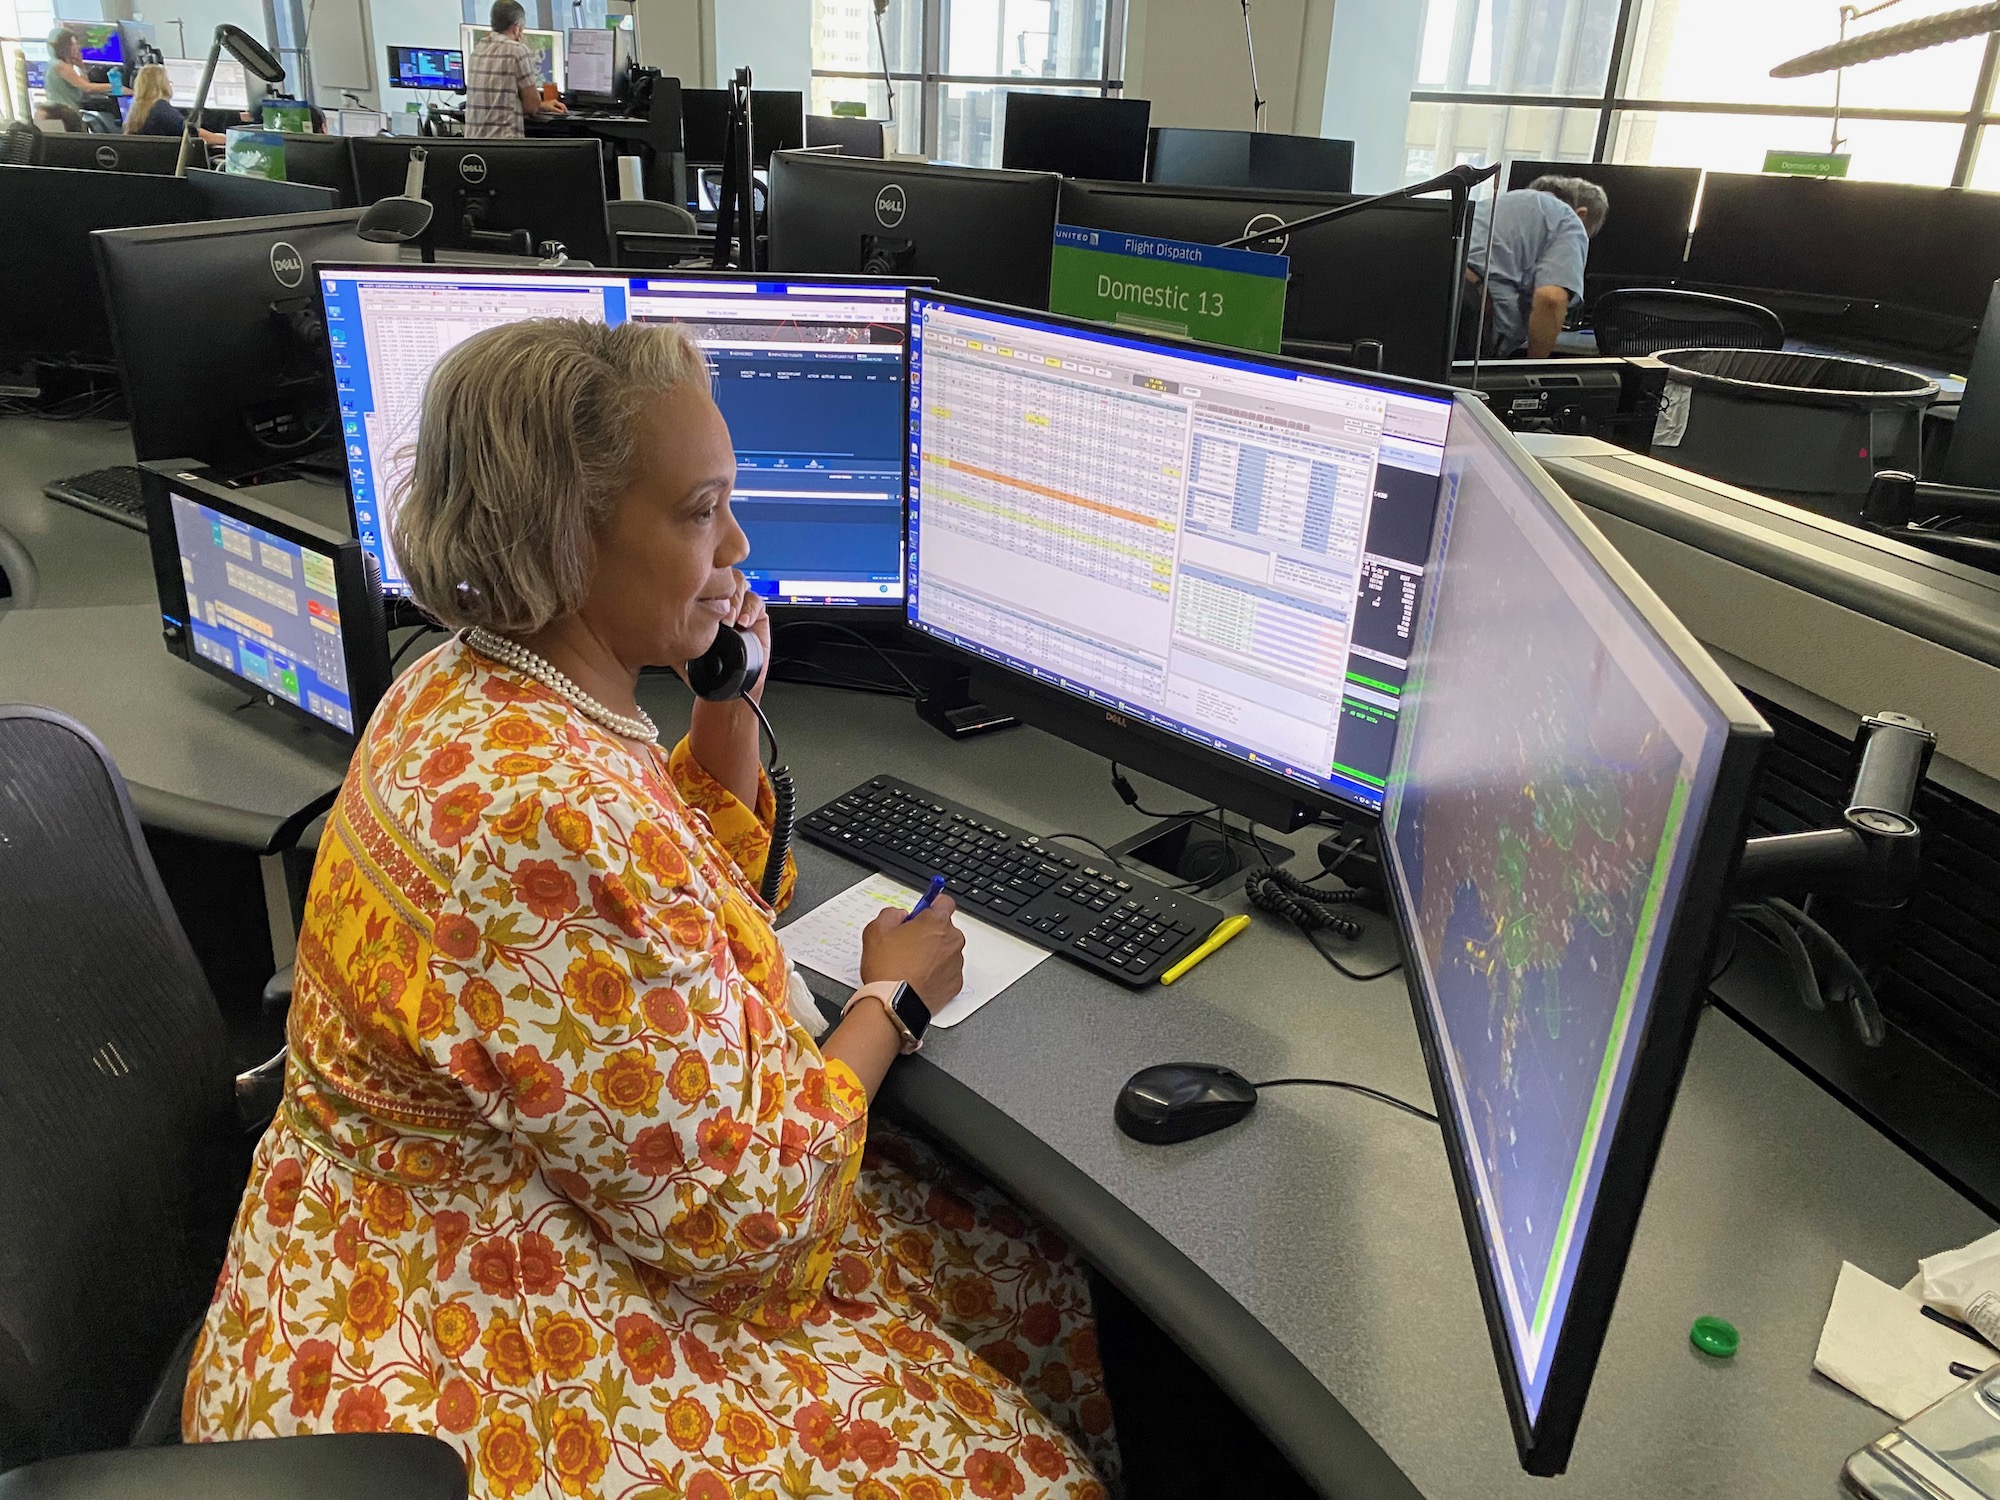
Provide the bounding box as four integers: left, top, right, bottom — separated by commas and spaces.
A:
184, 638, 1118, 1500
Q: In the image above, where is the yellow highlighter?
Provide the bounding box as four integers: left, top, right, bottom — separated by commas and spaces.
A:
1160, 914, 1252, 986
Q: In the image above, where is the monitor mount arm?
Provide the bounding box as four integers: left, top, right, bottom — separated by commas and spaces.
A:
1221, 161, 1500, 249
1861, 469, 2000, 571
1729, 711, 1936, 1046
1240, 1, 1266, 132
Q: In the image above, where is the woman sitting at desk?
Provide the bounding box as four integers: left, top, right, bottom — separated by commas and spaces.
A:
36, 28, 111, 132
182, 318, 1118, 1500
123, 64, 225, 146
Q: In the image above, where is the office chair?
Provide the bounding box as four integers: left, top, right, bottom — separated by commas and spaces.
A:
1593, 287, 1785, 357
1937, 279, 2000, 489
1, 121, 40, 167
609, 196, 707, 269
608, 196, 699, 237
0, 706, 462, 1497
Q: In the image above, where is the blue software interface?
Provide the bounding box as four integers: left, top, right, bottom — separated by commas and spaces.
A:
320, 270, 908, 607
1380, 405, 1732, 1421
390, 47, 464, 90
171, 491, 356, 733
906, 295, 1453, 810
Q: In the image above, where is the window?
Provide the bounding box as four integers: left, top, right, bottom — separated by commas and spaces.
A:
1407, 0, 2000, 187
811, 0, 1127, 167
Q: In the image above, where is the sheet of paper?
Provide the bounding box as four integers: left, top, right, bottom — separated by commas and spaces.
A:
1815, 1261, 1995, 1420
778, 873, 1051, 1029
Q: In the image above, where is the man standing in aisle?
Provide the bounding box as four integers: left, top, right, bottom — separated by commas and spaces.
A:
1460, 174, 1610, 359
466, 0, 566, 140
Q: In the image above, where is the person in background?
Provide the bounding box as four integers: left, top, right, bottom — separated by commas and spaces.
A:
123, 63, 224, 145
37, 28, 111, 131
1461, 173, 1611, 359
465, 0, 565, 140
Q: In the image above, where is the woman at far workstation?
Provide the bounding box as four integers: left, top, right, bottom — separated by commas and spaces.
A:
123, 64, 224, 146
37, 28, 111, 130
182, 318, 1119, 1500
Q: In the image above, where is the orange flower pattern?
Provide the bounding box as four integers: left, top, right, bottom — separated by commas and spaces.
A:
184, 639, 1116, 1499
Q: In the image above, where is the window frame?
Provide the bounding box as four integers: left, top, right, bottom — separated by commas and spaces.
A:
811, 0, 1129, 163
1407, 0, 2000, 186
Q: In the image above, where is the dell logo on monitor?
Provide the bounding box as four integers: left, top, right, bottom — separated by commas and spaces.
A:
94, 145, 118, 169
458, 153, 488, 184
1243, 213, 1289, 254
874, 184, 907, 229
269, 243, 306, 288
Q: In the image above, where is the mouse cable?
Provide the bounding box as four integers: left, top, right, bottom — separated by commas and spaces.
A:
1252, 1076, 1438, 1125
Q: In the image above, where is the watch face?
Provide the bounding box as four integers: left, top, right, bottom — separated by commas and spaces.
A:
893, 982, 930, 1040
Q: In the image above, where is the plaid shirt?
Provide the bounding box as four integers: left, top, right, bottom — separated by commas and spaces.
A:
465, 32, 535, 140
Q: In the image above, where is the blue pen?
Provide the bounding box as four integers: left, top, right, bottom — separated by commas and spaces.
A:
903, 874, 948, 922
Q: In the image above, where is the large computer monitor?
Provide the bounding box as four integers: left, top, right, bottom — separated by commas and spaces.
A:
769, 153, 1061, 311
37, 133, 184, 174
1505, 159, 1698, 285
1687, 172, 2000, 324
1001, 93, 1151, 182
181, 169, 338, 217
164, 56, 250, 113
1148, 127, 1354, 194
386, 45, 465, 92
57, 20, 123, 65
458, 24, 563, 89
905, 292, 1455, 822
564, 27, 631, 109
682, 88, 807, 166
141, 466, 391, 742
314, 266, 912, 612
1381, 396, 1766, 1474
806, 115, 886, 158
94, 210, 398, 479
349, 137, 611, 265
1058, 179, 1463, 382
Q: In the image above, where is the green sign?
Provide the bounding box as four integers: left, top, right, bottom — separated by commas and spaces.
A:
1763, 150, 1850, 177
262, 103, 313, 133
1048, 224, 1289, 353
223, 128, 287, 181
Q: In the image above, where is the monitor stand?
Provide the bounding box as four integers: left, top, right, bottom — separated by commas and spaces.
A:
1108, 812, 1292, 894
913, 661, 1016, 740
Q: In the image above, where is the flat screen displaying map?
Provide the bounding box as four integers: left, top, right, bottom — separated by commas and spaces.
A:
1381, 396, 1764, 1474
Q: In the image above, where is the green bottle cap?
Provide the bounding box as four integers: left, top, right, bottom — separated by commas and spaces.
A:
1690, 1316, 1739, 1358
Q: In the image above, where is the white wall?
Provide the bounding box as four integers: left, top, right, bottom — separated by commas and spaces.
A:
711, 0, 807, 94
630, 0, 711, 88
1125, 0, 1335, 136
1320, 0, 1423, 192
147, 0, 267, 58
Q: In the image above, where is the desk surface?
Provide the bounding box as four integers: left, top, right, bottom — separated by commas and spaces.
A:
3, 414, 1994, 1499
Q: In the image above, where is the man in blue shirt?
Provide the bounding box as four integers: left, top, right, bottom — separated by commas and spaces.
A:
1462, 175, 1609, 358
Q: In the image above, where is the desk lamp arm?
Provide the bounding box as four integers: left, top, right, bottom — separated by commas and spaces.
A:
1219, 161, 1499, 250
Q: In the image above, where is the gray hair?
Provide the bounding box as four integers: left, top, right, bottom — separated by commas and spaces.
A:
390, 318, 708, 634
490, 1, 526, 33
1528, 173, 1610, 236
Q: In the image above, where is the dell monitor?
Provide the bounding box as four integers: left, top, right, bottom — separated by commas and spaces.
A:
1001, 93, 1151, 182
386, 46, 465, 92
564, 27, 631, 109
905, 292, 1455, 823
94, 209, 398, 481
58, 20, 123, 65
1505, 159, 1698, 285
246, 135, 358, 205
1148, 127, 1355, 194
806, 115, 886, 159
165, 56, 250, 113
769, 153, 1061, 311
1059, 178, 1464, 382
0, 164, 195, 369
682, 87, 807, 166
314, 265, 912, 612
1382, 396, 1765, 1473
349, 136, 612, 265
37, 133, 183, 174
142, 466, 391, 741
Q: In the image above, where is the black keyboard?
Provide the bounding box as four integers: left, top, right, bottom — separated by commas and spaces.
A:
800, 775, 1225, 988
43, 466, 147, 531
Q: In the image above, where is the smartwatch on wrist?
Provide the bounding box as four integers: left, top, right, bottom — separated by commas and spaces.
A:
845, 980, 930, 1054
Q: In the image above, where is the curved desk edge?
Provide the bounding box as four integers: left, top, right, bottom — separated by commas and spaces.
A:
877, 1058, 1425, 1500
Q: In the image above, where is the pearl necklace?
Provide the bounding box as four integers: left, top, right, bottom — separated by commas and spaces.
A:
463, 628, 659, 743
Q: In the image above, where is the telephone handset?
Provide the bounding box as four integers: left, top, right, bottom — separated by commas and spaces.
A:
685, 626, 767, 703
685, 628, 792, 906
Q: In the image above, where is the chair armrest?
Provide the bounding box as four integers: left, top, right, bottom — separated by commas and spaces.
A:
235, 1048, 287, 1133
0, 1435, 466, 1500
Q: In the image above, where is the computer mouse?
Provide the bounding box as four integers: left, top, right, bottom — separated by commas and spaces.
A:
1115, 1063, 1259, 1144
